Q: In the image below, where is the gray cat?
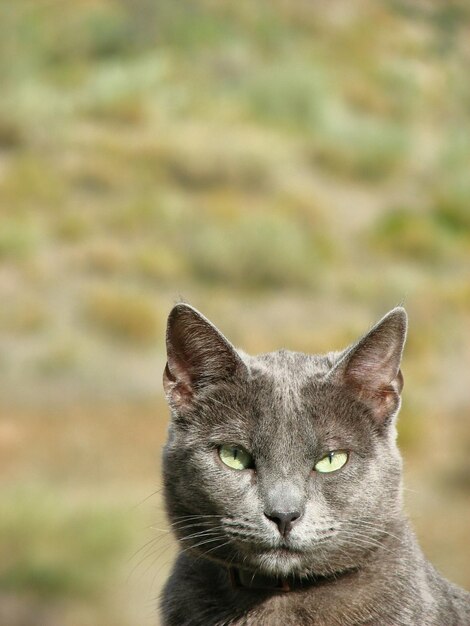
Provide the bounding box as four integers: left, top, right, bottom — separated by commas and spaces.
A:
160, 303, 470, 626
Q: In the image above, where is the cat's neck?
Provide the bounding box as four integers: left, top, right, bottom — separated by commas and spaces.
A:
228, 561, 361, 593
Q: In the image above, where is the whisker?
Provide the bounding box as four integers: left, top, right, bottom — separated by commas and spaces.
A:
192, 539, 233, 564
179, 528, 226, 543
178, 535, 228, 562
170, 514, 225, 526
127, 532, 169, 565
127, 535, 175, 581
337, 531, 398, 556
345, 520, 403, 543
132, 486, 164, 509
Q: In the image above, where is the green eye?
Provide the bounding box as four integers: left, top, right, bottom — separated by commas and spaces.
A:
314, 451, 348, 473
219, 445, 253, 470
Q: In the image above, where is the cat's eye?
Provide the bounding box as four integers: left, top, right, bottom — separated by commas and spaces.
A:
314, 451, 349, 473
218, 445, 253, 470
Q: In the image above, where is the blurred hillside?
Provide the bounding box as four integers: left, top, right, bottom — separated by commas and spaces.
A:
1, 1, 470, 625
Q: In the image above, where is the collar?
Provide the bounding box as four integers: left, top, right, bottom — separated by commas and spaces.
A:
229, 567, 310, 593
228, 565, 360, 593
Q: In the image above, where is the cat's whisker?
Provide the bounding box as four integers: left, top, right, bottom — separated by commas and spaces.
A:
338, 529, 390, 548
224, 527, 262, 540
347, 517, 394, 527
170, 514, 225, 527
127, 533, 167, 565
249, 564, 262, 586
171, 514, 225, 521
223, 518, 260, 531
180, 535, 229, 562
179, 528, 227, 544
192, 539, 233, 565
143, 530, 227, 581
127, 535, 176, 582
167, 518, 226, 534
336, 531, 399, 556
172, 521, 220, 532
344, 520, 404, 544
131, 486, 164, 509
139, 542, 180, 585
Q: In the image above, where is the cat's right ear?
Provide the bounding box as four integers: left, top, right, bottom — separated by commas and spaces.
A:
163, 304, 246, 411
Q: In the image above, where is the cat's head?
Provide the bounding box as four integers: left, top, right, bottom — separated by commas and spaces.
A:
162, 304, 407, 578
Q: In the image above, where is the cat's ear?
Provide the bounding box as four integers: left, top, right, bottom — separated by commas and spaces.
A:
163, 303, 246, 410
329, 307, 407, 423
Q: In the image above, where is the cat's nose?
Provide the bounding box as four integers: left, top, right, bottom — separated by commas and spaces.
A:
264, 510, 301, 537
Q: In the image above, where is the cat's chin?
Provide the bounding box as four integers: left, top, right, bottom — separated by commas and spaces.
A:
248, 549, 310, 578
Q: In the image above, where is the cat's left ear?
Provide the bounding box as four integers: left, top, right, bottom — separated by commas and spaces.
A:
329, 307, 407, 423
163, 303, 247, 411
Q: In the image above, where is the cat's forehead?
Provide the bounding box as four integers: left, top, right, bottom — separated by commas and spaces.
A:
237, 349, 348, 428
225, 348, 373, 449
244, 349, 340, 385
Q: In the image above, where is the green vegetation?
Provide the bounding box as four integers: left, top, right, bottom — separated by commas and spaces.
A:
0, 487, 132, 599
84, 285, 163, 344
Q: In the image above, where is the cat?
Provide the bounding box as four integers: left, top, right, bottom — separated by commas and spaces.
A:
160, 303, 470, 626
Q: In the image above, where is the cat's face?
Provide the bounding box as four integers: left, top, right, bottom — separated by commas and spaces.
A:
162, 305, 407, 578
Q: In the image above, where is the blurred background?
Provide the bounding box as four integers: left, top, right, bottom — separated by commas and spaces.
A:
1, 0, 470, 624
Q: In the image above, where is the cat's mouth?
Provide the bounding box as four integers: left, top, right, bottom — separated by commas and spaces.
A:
250, 546, 306, 577
266, 548, 304, 566
268, 545, 303, 556
236, 535, 337, 577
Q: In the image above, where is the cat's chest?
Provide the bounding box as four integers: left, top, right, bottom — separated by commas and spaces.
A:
225, 587, 379, 626
226, 593, 333, 626
161, 553, 436, 626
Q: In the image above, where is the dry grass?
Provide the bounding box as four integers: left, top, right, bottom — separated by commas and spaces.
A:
83, 285, 164, 345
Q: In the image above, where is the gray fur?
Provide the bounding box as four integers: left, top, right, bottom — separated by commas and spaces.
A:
160, 304, 470, 625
